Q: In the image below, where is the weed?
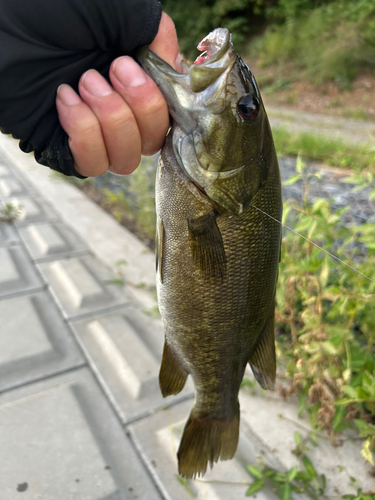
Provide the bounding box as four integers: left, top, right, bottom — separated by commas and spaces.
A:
175, 475, 196, 498
272, 128, 375, 174
246, 453, 326, 499
0, 202, 22, 222
274, 156, 375, 468
245, 435, 375, 499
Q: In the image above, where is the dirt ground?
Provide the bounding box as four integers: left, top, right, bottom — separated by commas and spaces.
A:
251, 63, 375, 122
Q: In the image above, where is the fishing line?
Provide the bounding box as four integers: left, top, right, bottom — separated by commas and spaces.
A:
250, 203, 374, 283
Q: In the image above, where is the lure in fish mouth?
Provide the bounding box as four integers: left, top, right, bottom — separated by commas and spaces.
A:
137, 29, 282, 479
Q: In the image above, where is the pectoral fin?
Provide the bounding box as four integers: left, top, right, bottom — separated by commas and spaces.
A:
249, 308, 276, 390
159, 341, 188, 397
188, 211, 227, 282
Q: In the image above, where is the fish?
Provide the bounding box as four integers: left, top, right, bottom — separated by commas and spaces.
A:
137, 27, 282, 478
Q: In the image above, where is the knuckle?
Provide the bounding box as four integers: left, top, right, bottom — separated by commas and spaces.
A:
75, 117, 101, 140
108, 110, 135, 130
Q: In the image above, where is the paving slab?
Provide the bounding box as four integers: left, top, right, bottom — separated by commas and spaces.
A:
0, 164, 13, 177
0, 368, 162, 500
0, 245, 44, 298
72, 307, 194, 424
0, 291, 85, 392
0, 176, 31, 199
0, 221, 18, 247
240, 385, 375, 498
38, 255, 129, 319
19, 220, 88, 261
0, 137, 156, 290
9, 196, 58, 226
1, 131, 374, 499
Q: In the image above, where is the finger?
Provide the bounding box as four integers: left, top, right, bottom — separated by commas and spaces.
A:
110, 57, 169, 156
149, 12, 180, 70
56, 84, 108, 177
78, 69, 141, 174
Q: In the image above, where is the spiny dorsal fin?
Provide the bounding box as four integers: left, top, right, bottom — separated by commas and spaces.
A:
159, 341, 188, 397
188, 211, 227, 282
249, 308, 276, 390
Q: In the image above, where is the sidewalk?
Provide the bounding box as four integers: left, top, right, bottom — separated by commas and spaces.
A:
0, 134, 373, 500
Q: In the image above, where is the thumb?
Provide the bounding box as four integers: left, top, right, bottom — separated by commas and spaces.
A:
149, 12, 180, 71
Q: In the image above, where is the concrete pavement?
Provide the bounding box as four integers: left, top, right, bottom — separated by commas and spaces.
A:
0, 133, 373, 499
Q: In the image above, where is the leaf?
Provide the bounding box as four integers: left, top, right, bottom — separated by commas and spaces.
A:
279, 482, 292, 500
354, 420, 375, 437
295, 471, 313, 482
332, 405, 347, 432
283, 174, 301, 186
246, 465, 263, 479
245, 478, 264, 496
294, 432, 302, 445
369, 188, 375, 201
262, 468, 279, 479
320, 260, 330, 288
302, 456, 317, 478
296, 154, 306, 174
360, 438, 375, 465
343, 386, 358, 398
342, 175, 363, 184
287, 466, 299, 482
320, 474, 326, 491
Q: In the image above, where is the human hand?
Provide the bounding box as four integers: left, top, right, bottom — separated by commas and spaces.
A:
55, 13, 180, 177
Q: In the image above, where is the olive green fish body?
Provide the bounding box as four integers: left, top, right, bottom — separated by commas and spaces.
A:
156, 133, 281, 474
137, 27, 282, 478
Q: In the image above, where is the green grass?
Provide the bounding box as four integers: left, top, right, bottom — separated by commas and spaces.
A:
272, 128, 375, 173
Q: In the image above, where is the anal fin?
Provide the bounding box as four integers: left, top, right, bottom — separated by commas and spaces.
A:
249, 307, 276, 390
188, 211, 227, 282
159, 341, 188, 397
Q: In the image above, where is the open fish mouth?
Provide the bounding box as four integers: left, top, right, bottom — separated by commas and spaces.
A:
193, 28, 231, 66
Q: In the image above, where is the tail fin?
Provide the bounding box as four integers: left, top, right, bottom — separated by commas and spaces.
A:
177, 403, 240, 478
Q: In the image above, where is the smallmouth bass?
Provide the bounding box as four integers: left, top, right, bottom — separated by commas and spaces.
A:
137, 28, 282, 478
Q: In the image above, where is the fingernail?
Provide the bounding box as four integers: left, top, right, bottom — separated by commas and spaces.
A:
57, 84, 81, 106
81, 70, 112, 97
112, 57, 147, 87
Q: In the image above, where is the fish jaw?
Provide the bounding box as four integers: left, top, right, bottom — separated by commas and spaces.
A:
136, 47, 196, 134
190, 28, 236, 93
136, 28, 236, 133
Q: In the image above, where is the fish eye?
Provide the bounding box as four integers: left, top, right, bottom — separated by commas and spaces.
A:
237, 95, 260, 121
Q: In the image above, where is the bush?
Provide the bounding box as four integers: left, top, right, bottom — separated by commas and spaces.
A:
275, 157, 375, 464
162, 0, 268, 59
249, 0, 375, 84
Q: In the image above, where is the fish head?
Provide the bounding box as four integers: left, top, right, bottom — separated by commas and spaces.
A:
137, 28, 276, 216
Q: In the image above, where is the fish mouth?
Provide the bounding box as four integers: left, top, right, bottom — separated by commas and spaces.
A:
135, 27, 234, 130
194, 28, 231, 66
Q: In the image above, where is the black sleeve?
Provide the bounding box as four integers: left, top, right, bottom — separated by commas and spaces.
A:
0, 0, 162, 177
